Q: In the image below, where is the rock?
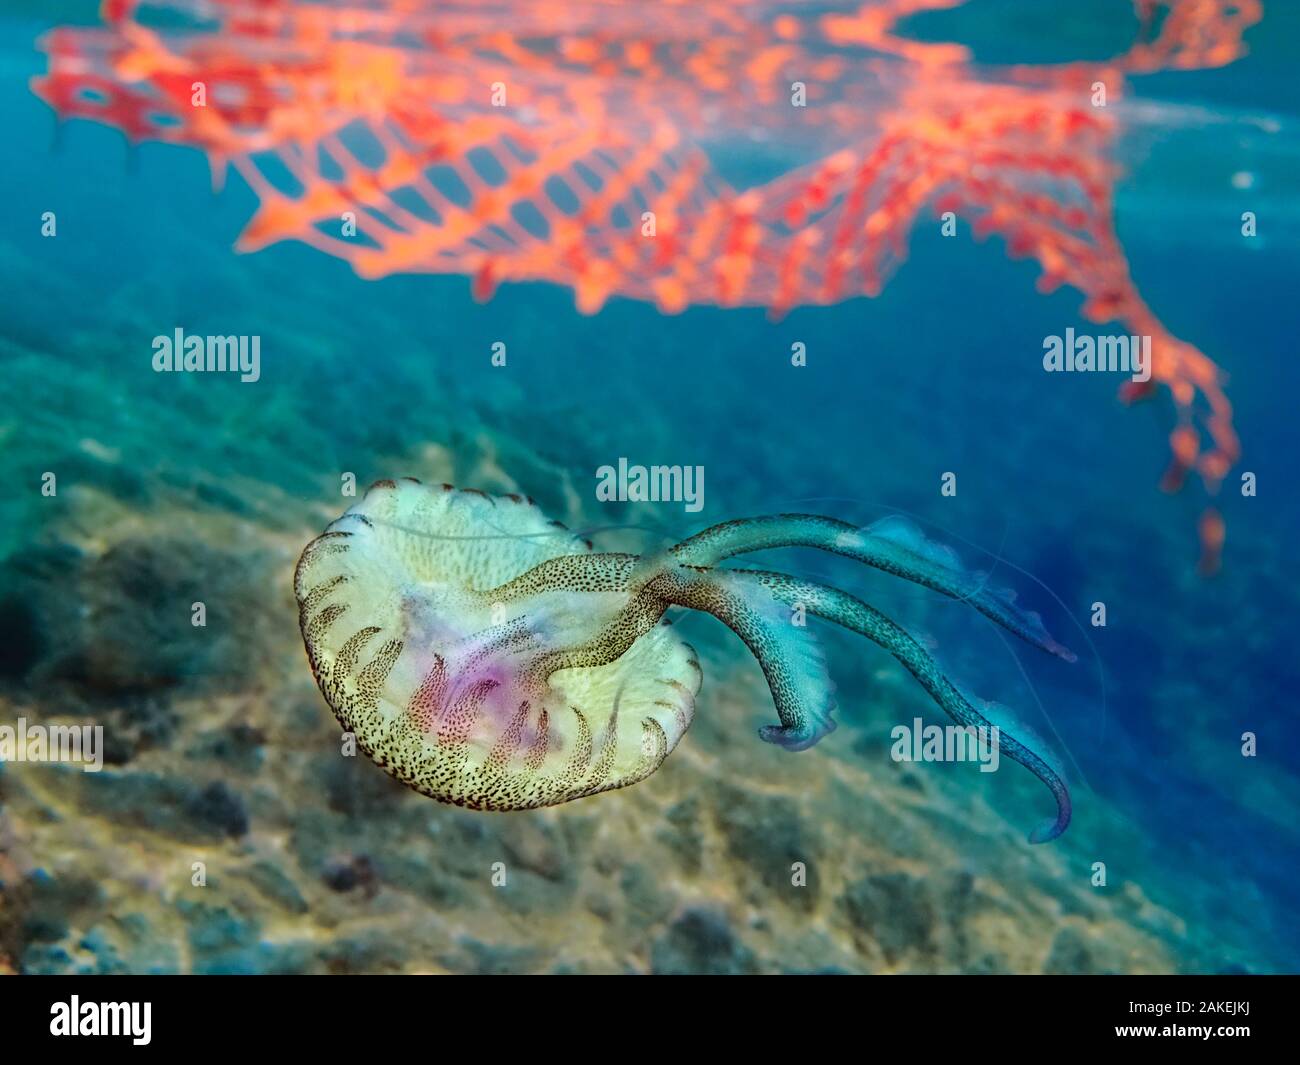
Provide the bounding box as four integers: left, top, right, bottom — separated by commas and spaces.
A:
183, 781, 249, 838
115, 913, 182, 974
18, 868, 102, 951
179, 898, 308, 974
842, 872, 935, 963
618, 864, 674, 931
321, 855, 376, 896
659, 797, 704, 874
322, 751, 406, 818
240, 860, 309, 914
21, 942, 74, 975
185, 723, 265, 774
1043, 926, 1098, 974
0, 593, 45, 681
75, 927, 129, 974
440, 937, 542, 975
0, 543, 82, 685
65, 770, 248, 842
9, 535, 277, 701
651, 909, 758, 975
712, 784, 820, 911
500, 821, 570, 883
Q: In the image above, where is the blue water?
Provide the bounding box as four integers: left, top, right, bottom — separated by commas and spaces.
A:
1, 2, 1297, 974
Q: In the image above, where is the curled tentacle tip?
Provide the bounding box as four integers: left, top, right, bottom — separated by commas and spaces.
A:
1028, 814, 1070, 845
759, 719, 837, 752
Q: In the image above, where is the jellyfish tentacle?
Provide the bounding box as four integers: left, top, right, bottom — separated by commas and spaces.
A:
670, 514, 1076, 662
647, 565, 837, 752
737, 567, 1070, 843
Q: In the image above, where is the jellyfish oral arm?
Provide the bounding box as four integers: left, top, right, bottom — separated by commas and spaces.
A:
739, 569, 1071, 844
473, 553, 665, 679
670, 514, 1077, 662
646, 565, 837, 753
479, 553, 638, 602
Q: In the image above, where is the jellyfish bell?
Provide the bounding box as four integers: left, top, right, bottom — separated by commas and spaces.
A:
294, 479, 701, 811
297, 479, 1077, 842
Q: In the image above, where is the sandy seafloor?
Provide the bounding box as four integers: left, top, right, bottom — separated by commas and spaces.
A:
1, 3, 1299, 974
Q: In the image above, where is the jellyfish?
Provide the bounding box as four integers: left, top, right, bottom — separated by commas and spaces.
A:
295, 480, 1076, 842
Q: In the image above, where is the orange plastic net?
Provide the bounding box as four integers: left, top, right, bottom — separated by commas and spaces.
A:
32, 0, 1259, 568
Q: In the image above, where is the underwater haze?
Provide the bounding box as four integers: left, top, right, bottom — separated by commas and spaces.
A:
1, 0, 1298, 975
